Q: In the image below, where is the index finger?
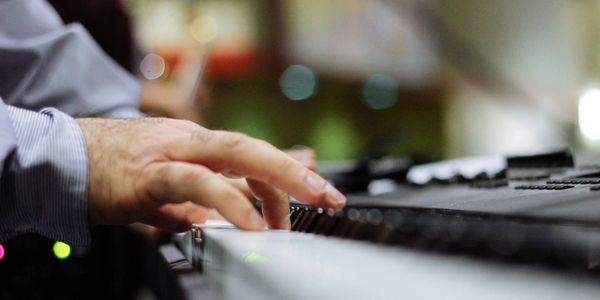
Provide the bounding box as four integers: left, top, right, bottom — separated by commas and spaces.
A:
167, 129, 346, 209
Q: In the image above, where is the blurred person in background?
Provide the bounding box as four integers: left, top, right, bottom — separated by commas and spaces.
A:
48, 0, 206, 123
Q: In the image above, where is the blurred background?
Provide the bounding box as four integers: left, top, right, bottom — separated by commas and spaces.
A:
79, 0, 600, 161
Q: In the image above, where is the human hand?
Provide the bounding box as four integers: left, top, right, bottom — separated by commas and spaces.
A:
201, 148, 317, 228
76, 118, 346, 231
219, 148, 317, 198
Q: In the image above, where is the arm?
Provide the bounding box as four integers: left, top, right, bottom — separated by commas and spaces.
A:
0, 98, 346, 245
0, 101, 346, 245
0, 0, 345, 243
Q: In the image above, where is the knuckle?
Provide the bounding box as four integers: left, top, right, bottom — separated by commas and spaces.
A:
182, 168, 205, 184
257, 139, 277, 150
222, 188, 242, 203
274, 188, 288, 200
275, 157, 297, 174
149, 164, 174, 199
156, 164, 172, 183
177, 119, 196, 127
176, 119, 200, 131
220, 131, 248, 149
190, 128, 213, 143
259, 170, 275, 186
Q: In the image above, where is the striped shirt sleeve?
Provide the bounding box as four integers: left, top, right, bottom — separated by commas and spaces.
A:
0, 102, 90, 246
0, 0, 142, 119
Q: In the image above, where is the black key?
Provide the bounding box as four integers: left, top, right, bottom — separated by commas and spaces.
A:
514, 185, 574, 190
289, 208, 302, 223
294, 209, 313, 231
291, 209, 309, 230
316, 209, 339, 236
299, 210, 320, 233
547, 179, 600, 185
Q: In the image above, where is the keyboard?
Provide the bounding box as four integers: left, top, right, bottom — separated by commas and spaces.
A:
178, 150, 600, 300
289, 150, 600, 269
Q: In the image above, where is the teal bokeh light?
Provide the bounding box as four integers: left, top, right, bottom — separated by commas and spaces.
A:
279, 65, 318, 101
362, 74, 398, 110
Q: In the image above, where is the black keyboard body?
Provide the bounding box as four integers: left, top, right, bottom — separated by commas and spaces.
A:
290, 150, 600, 270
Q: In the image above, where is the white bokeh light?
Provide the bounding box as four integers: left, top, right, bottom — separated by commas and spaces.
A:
139, 53, 166, 80
579, 89, 600, 141
190, 15, 219, 44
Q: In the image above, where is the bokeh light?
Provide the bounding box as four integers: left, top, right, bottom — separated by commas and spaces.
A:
227, 109, 272, 141
362, 74, 398, 110
190, 15, 219, 44
309, 115, 357, 160
279, 65, 318, 101
53, 241, 71, 260
242, 252, 268, 263
579, 89, 600, 141
139, 53, 166, 80
0, 244, 4, 260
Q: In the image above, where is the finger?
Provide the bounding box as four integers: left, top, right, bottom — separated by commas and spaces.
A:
140, 202, 209, 232
129, 223, 171, 238
169, 130, 346, 209
207, 209, 225, 220
218, 175, 254, 199
247, 179, 291, 230
143, 161, 266, 230
285, 148, 317, 171
221, 170, 244, 179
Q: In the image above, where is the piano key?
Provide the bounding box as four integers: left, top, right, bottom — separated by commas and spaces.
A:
293, 209, 312, 231
291, 209, 309, 230
299, 210, 319, 233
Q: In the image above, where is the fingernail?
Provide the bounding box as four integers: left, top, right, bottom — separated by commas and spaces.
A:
248, 210, 266, 230
306, 173, 326, 193
325, 184, 346, 206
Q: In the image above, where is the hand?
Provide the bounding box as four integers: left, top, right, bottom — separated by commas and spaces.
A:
76, 118, 346, 232
219, 148, 317, 199
202, 148, 318, 229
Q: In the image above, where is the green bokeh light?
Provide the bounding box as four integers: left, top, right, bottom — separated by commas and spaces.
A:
53, 241, 71, 260
228, 111, 272, 142
242, 252, 268, 263
309, 115, 357, 160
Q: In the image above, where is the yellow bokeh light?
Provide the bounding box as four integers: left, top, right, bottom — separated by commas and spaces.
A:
53, 241, 71, 260
190, 15, 219, 44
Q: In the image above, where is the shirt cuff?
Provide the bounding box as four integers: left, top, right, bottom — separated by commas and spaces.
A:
0, 106, 90, 245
